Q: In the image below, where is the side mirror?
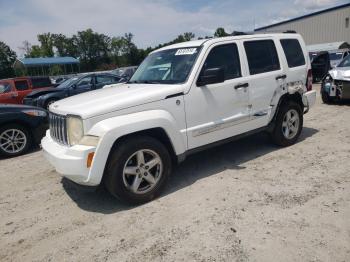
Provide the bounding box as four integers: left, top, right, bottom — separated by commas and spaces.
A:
197, 67, 225, 86
71, 84, 77, 89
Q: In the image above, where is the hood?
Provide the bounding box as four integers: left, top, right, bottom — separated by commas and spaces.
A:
49, 83, 185, 119
329, 67, 350, 81
26, 88, 61, 98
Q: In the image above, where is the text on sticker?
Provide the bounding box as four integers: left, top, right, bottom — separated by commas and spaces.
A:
175, 48, 197, 56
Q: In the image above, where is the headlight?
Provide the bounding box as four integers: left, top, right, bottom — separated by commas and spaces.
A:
23, 110, 47, 117
67, 116, 84, 145
79, 135, 100, 146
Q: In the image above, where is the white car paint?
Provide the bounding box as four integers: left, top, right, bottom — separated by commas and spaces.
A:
42, 33, 316, 186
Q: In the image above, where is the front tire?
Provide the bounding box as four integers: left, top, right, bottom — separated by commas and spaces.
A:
0, 124, 32, 157
321, 91, 332, 104
104, 136, 172, 204
45, 99, 57, 110
270, 101, 303, 147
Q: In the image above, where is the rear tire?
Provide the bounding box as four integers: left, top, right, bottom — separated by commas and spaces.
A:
270, 101, 303, 147
0, 124, 32, 157
104, 136, 172, 204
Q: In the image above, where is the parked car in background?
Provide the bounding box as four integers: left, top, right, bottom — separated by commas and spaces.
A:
23, 73, 122, 109
0, 76, 54, 105
0, 104, 48, 157
329, 49, 349, 68
112, 66, 137, 82
42, 33, 316, 204
311, 51, 331, 82
321, 54, 350, 103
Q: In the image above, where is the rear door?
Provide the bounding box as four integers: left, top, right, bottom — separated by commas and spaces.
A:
95, 75, 120, 89
14, 80, 31, 103
242, 38, 285, 127
0, 81, 17, 104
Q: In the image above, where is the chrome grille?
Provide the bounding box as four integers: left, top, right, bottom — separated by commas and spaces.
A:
49, 113, 69, 145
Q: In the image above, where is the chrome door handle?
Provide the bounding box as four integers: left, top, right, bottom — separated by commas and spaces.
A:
234, 83, 249, 89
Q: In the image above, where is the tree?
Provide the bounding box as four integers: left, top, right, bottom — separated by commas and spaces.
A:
0, 41, 17, 79
214, 27, 229, 37
37, 33, 54, 57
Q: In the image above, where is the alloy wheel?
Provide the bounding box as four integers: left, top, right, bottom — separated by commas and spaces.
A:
282, 109, 300, 139
122, 149, 163, 194
0, 129, 27, 154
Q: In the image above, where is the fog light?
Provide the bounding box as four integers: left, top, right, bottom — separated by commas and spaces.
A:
87, 152, 95, 168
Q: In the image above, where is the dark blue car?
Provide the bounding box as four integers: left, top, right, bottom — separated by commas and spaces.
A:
23, 73, 122, 109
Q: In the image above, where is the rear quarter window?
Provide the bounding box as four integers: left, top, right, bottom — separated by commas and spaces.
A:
280, 39, 306, 68
244, 40, 280, 75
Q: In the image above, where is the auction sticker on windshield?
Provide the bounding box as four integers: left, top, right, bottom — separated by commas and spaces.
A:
175, 48, 197, 56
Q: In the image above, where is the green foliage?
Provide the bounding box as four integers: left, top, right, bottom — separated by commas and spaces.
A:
11, 27, 231, 75
214, 27, 230, 37
0, 41, 16, 78
49, 65, 63, 76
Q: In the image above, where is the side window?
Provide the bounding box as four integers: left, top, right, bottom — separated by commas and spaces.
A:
244, 40, 280, 75
0, 83, 12, 94
77, 76, 92, 87
31, 77, 52, 89
202, 43, 241, 80
15, 80, 29, 91
280, 39, 306, 68
96, 75, 116, 84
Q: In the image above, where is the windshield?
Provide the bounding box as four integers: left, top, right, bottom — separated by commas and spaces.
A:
129, 47, 201, 84
56, 77, 79, 89
337, 55, 350, 67
329, 52, 343, 61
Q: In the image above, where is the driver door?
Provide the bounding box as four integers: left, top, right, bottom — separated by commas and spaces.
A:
185, 42, 250, 149
70, 76, 94, 95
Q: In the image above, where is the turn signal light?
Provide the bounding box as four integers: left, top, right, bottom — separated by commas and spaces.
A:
87, 152, 95, 168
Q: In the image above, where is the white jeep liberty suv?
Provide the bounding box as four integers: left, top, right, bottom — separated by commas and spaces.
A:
42, 33, 316, 204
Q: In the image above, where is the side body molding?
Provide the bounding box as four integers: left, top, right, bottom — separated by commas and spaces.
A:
85, 110, 187, 185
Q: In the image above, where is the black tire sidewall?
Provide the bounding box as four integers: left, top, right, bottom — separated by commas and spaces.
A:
321, 91, 332, 104
45, 99, 57, 110
272, 101, 303, 147
0, 124, 32, 157
104, 136, 172, 204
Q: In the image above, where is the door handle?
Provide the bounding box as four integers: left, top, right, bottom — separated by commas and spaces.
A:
275, 74, 287, 80
234, 83, 249, 89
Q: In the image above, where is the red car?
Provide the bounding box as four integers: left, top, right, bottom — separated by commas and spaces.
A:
0, 76, 54, 104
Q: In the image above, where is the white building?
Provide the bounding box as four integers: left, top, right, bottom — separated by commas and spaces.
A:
255, 3, 350, 46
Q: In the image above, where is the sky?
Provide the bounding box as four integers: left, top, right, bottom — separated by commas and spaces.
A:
0, 0, 348, 55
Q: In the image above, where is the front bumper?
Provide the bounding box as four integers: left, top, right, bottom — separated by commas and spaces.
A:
41, 131, 97, 186
302, 90, 316, 114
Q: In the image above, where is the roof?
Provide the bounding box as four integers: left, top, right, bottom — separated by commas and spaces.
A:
255, 3, 350, 31
17, 57, 79, 67
307, 42, 350, 52
155, 33, 300, 52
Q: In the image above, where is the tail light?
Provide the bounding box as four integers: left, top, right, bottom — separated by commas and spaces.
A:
306, 69, 313, 91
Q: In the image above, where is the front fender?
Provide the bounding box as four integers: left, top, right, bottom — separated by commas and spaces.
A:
86, 110, 186, 185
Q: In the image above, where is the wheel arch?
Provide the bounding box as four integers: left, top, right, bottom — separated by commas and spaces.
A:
268, 92, 304, 131
85, 110, 187, 186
